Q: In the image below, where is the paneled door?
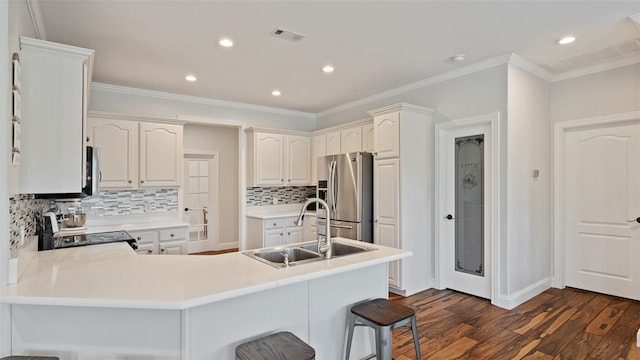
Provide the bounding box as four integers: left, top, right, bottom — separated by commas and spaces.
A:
565, 122, 640, 300
443, 124, 492, 299
184, 153, 219, 253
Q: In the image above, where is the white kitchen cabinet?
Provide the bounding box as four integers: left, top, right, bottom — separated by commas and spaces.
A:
326, 131, 341, 155
341, 127, 363, 154
18, 37, 95, 194
246, 216, 306, 249
368, 103, 434, 296
362, 123, 375, 152
139, 122, 183, 188
129, 226, 188, 255
246, 130, 311, 186
303, 215, 317, 242
372, 111, 400, 159
87, 113, 184, 190
312, 134, 327, 184
87, 118, 138, 189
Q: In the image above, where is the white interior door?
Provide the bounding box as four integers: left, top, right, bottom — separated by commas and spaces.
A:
565, 122, 640, 300
444, 124, 492, 299
184, 153, 219, 253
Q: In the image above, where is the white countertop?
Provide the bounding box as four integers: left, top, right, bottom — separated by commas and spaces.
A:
246, 204, 317, 219
59, 220, 190, 235
0, 238, 410, 310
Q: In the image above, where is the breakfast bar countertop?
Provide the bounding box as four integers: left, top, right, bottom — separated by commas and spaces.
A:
0, 238, 409, 310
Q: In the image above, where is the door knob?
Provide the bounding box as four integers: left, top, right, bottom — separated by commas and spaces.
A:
446, 214, 455, 220
628, 217, 640, 224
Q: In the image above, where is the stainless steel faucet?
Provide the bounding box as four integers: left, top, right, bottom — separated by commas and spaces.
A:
295, 198, 333, 259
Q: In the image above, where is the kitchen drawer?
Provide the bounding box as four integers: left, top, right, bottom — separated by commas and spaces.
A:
159, 227, 187, 241
128, 230, 158, 244
263, 218, 284, 230
284, 216, 302, 229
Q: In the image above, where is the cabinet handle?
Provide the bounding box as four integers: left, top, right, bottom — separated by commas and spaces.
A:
140, 180, 145, 184
147, 249, 152, 254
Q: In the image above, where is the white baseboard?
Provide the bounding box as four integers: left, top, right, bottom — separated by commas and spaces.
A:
492, 277, 552, 310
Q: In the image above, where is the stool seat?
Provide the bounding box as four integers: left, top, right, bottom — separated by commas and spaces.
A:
350, 298, 416, 326
345, 298, 421, 360
236, 331, 315, 360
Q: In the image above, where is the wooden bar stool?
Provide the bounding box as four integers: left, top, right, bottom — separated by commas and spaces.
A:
345, 298, 421, 360
236, 331, 315, 360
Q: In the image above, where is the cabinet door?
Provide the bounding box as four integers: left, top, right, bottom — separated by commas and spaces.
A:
312, 135, 327, 184
87, 118, 138, 189
362, 123, 374, 152
326, 131, 341, 155
373, 112, 400, 159
286, 227, 303, 244
374, 158, 399, 224
375, 221, 400, 287
255, 133, 286, 186
139, 123, 183, 187
264, 228, 285, 248
135, 242, 156, 255
286, 135, 311, 185
341, 127, 362, 154
159, 240, 186, 255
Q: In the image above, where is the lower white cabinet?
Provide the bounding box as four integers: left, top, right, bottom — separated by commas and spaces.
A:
247, 215, 316, 250
129, 226, 188, 255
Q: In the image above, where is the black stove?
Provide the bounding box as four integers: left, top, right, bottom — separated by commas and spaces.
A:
52, 230, 138, 250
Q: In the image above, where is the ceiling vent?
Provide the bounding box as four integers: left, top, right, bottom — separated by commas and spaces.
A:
270, 27, 306, 42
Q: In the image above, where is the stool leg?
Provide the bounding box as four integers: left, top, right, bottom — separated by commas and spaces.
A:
375, 325, 393, 360
411, 316, 421, 360
345, 312, 356, 360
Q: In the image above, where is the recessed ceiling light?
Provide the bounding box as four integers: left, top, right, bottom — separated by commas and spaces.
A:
219, 38, 234, 47
272, 90, 281, 96
451, 54, 466, 62
185, 75, 197, 82
322, 65, 334, 73
557, 35, 576, 45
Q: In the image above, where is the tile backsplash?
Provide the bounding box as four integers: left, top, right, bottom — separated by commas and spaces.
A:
9, 194, 53, 252
246, 186, 316, 206
81, 189, 179, 216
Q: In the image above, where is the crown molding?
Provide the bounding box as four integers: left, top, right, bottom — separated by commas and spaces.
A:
508, 53, 554, 81
367, 102, 435, 117
90, 83, 316, 119
244, 127, 312, 137
88, 110, 186, 125
26, 0, 47, 40
317, 54, 511, 118
313, 117, 373, 135
550, 51, 640, 82
630, 13, 640, 25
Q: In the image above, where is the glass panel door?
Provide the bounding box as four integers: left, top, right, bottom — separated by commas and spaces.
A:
455, 135, 484, 276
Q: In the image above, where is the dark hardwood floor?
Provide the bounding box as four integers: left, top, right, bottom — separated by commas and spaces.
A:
389, 288, 640, 359
190, 248, 238, 255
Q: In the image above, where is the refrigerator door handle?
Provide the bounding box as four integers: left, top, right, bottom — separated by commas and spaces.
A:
330, 160, 338, 217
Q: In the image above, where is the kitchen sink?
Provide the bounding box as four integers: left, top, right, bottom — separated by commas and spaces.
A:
244, 241, 376, 269
299, 242, 371, 257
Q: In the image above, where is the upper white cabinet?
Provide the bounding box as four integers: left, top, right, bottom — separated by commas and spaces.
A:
87, 118, 138, 189
312, 134, 327, 184
341, 126, 362, 154
139, 122, 183, 187
373, 111, 400, 159
87, 112, 184, 190
18, 37, 94, 194
326, 131, 341, 155
246, 129, 311, 187
367, 103, 435, 296
363, 123, 375, 152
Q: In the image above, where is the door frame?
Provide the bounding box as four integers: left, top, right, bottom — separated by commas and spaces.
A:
435, 112, 501, 304
184, 150, 220, 253
552, 110, 640, 288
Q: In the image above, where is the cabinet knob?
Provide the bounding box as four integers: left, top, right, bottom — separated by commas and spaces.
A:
140, 180, 145, 184
374, 219, 378, 223
281, 179, 284, 182
160, 248, 165, 253
128, 180, 132, 184
288, 179, 291, 182
170, 233, 175, 238
273, 223, 277, 227
280, 233, 283, 236
86, 136, 90, 142
288, 232, 291, 236
147, 249, 152, 254
137, 236, 142, 241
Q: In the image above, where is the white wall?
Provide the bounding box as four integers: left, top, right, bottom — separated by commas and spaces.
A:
183, 124, 239, 247
551, 64, 640, 123
90, 85, 317, 132
504, 65, 551, 303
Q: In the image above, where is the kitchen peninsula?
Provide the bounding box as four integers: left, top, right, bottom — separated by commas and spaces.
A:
1, 238, 409, 359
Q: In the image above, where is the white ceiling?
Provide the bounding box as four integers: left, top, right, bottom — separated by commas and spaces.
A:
34, 1, 640, 114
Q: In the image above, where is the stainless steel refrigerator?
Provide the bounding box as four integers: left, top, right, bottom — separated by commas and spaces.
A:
317, 152, 373, 243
